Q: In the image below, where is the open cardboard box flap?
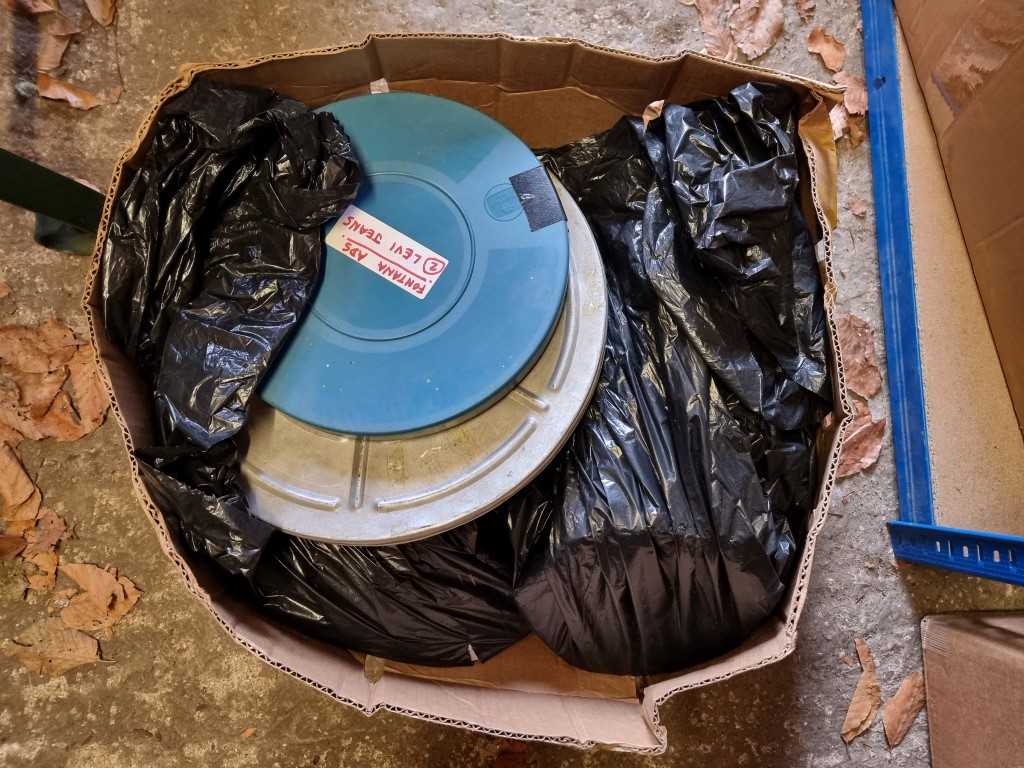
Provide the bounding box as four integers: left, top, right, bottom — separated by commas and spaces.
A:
82, 34, 849, 752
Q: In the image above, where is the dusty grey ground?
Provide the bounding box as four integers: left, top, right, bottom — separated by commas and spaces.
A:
3, 1, 1024, 766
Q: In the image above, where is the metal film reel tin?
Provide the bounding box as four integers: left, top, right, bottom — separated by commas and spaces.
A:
239, 177, 606, 544
239, 93, 607, 544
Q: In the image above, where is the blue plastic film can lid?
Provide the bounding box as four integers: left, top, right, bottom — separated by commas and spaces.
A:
260, 93, 570, 436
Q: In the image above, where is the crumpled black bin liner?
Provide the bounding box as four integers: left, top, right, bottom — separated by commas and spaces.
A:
507, 82, 829, 675
101, 79, 829, 673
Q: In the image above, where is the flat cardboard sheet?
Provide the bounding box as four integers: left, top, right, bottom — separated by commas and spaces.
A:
895, 0, 1024, 429
922, 613, 1024, 768
897, 25, 1024, 536
83, 35, 849, 752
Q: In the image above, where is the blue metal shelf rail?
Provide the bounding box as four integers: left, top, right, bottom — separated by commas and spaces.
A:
862, 0, 1024, 585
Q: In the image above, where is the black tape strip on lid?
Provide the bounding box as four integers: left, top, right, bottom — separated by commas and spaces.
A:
510, 166, 567, 232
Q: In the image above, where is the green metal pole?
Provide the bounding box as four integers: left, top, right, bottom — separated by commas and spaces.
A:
0, 147, 105, 253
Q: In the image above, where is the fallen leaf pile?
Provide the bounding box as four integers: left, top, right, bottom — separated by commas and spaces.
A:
0, 318, 108, 445
673, 3, 871, 147
3, 0, 120, 110
882, 670, 926, 748
841, 640, 926, 750
837, 399, 885, 478
0, 294, 136, 679
59, 562, 142, 635
802, 25, 870, 147
835, 314, 886, 478
830, 69, 868, 146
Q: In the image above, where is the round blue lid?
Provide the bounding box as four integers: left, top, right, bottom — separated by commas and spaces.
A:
260, 93, 570, 436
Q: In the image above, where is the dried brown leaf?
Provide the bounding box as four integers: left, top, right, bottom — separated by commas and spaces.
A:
37, 31, 71, 72
807, 26, 846, 71
643, 100, 665, 129
23, 507, 69, 556
0, 535, 26, 561
729, 0, 784, 60
834, 70, 868, 115
883, 670, 926, 748
66, 344, 109, 435
37, 391, 87, 441
837, 314, 882, 399
60, 562, 120, 606
2, 0, 59, 13
0, 320, 107, 444
60, 563, 142, 631
845, 194, 869, 217
24, 549, 58, 591
837, 401, 886, 478
240, 727, 257, 739
0, 318, 78, 373
842, 638, 881, 743
36, 72, 109, 110
842, 655, 855, 667
829, 103, 849, 141
684, 0, 741, 61
797, 0, 815, 21
848, 114, 867, 147
3, 618, 101, 676
0, 443, 41, 522
83, 0, 114, 26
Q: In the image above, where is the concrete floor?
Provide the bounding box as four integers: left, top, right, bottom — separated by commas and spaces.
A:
3, 1, 1024, 766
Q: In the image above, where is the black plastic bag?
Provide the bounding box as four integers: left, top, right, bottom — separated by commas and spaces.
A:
250, 511, 530, 666
101, 80, 530, 665
103, 80, 363, 450
507, 83, 828, 675
101, 80, 363, 576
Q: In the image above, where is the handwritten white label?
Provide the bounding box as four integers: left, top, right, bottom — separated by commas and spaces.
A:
325, 205, 449, 300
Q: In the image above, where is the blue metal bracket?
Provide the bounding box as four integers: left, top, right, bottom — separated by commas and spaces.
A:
890, 521, 1024, 585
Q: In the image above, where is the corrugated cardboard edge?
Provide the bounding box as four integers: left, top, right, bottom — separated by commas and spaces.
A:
80, 34, 851, 753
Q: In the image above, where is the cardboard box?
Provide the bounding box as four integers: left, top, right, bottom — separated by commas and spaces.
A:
882, 0, 1024, 576
82, 35, 849, 752
922, 613, 1024, 768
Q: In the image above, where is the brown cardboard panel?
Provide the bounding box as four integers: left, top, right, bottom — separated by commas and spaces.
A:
895, 0, 1024, 428
895, 0, 1001, 91
81, 35, 847, 751
217, 591, 665, 751
922, 613, 1024, 768
898, 25, 1024, 536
